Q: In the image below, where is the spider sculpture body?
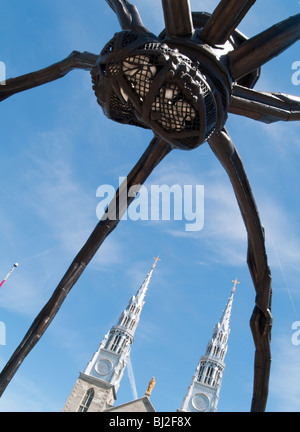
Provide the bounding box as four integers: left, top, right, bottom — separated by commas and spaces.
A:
0, 0, 300, 412
92, 22, 232, 149
92, 10, 261, 150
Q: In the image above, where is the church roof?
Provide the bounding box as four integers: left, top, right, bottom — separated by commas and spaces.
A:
105, 395, 156, 412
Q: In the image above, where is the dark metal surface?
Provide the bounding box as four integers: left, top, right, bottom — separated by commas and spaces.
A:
162, 0, 194, 37
0, 51, 98, 102
200, 0, 256, 45
106, 0, 151, 34
0, 0, 299, 412
229, 85, 300, 123
229, 13, 300, 80
208, 129, 272, 412
91, 29, 231, 149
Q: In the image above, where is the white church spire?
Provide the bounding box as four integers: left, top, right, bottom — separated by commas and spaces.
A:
219, 278, 239, 332
63, 258, 160, 412
127, 256, 161, 323
84, 257, 160, 394
179, 279, 239, 413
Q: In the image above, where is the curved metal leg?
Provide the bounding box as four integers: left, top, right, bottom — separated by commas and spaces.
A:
106, 0, 151, 34
161, 0, 194, 37
229, 13, 300, 80
0, 136, 172, 398
200, 0, 256, 45
208, 128, 272, 412
229, 85, 300, 123
0, 51, 98, 102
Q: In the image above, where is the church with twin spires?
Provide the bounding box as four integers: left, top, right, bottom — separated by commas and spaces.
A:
62, 257, 238, 412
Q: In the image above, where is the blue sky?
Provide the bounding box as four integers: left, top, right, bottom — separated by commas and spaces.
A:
0, 0, 300, 412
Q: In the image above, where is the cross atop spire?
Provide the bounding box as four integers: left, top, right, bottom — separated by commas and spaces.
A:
232, 277, 240, 293
153, 256, 161, 267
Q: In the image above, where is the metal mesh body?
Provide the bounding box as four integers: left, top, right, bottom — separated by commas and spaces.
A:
91, 30, 231, 149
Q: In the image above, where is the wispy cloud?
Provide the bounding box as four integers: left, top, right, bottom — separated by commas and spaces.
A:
260, 196, 300, 273
269, 333, 300, 412
0, 128, 124, 317
26, 129, 124, 268
257, 122, 300, 156
160, 170, 247, 266
127, 354, 138, 400
151, 158, 300, 278
0, 356, 57, 412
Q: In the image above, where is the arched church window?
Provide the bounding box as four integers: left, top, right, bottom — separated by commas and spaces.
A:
220, 349, 225, 360
206, 344, 212, 355
78, 388, 94, 412
197, 362, 205, 382
120, 338, 127, 351
204, 366, 214, 385
213, 345, 220, 357
122, 315, 130, 327
213, 370, 221, 387
111, 334, 121, 351
129, 320, 136, 330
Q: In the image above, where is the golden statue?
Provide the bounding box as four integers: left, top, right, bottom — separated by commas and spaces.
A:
145, 377, 155, 396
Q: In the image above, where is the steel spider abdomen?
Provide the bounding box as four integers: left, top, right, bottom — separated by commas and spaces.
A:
0, 0, 300, 412
91, 25, 232, 149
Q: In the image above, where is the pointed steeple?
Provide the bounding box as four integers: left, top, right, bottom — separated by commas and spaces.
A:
120, 256, 161, 333
179, 279, 239, 413
84, 257, 160, 390
63, 258, 159, 412
219, 278, 239, 332
84, 258, 160, 401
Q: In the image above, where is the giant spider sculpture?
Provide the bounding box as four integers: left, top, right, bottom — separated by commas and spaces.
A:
0, 0, 300, 412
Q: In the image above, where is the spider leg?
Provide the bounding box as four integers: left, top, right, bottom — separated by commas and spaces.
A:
200, 0, 256, 46
0, 136, 172, 397
161, 0, 194, 37
0, 51, 98, 102
229, 13, 300, 80
208, 128, 272, 412
229, 85, 300, 123
106, 0, 151, 35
